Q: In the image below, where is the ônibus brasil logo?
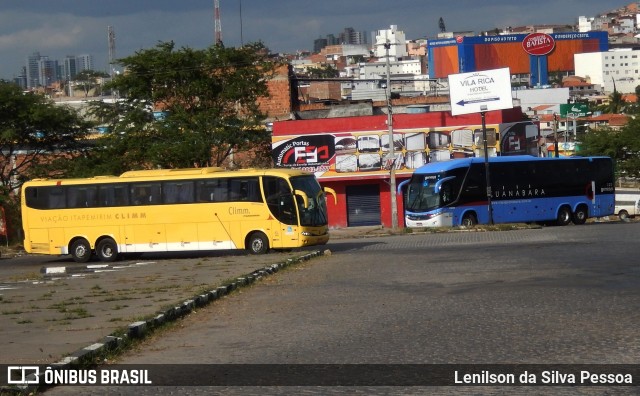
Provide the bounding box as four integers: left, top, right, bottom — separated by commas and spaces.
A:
522, 33, 555, 56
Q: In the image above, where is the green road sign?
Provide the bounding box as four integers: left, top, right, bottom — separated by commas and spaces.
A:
560, 103, 589, 117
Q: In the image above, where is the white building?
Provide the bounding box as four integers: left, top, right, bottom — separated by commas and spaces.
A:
512, 87, 570, 116
373, 25, 408, 60
575, 48, 640, 94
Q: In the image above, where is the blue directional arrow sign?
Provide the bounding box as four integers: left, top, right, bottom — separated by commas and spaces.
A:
448, 68, 513, 116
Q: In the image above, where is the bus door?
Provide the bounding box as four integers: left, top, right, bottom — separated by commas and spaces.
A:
264, 177, 300, 249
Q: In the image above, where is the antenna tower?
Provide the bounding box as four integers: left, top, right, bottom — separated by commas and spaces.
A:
214, 0, 222, 45
107, 26, 116, 77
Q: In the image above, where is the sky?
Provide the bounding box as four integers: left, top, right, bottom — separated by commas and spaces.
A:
0, 0, 625, 80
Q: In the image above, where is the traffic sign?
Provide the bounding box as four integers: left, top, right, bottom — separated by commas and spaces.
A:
448, 67, 513, 116
560, 103, 589, 117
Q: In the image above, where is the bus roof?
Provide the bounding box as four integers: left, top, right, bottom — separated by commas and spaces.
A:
413, 155, 611, 174
23, 167, 315, 187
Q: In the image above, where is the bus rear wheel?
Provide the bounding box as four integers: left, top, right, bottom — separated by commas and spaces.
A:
619, 210, 629, 221
556, 206, 572, 226
70, 238, 92, 263
96, 238, 118, 262
247, 232, 269, 255
572, 206, 588, 225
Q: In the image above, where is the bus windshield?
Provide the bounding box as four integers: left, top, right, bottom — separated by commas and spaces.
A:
406, 175, 456, 212
291, 175, 328, 227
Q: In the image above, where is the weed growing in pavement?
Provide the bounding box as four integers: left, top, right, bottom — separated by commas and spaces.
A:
62, 308, 92, 320
2, 309, 24, 315
6, 272, 41, 282
40, 291, 56, 300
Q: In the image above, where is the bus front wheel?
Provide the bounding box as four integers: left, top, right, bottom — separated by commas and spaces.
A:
70, 238, 92, 263
556, 206, 572, 226
572, 206, 588, 225
461, 212, 477, 227
96, 238, 118, 262
247, 232, 269, 255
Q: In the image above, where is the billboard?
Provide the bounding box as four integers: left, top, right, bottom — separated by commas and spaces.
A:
272, 121, 538, 179
427, 31, 608, 81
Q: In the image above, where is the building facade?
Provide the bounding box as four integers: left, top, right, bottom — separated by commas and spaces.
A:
575, 48, 640, 93
271, 107, 537, 228
428, 32, 609, 87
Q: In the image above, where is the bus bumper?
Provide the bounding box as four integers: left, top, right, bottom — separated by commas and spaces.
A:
405, 212, 453, 228
301, 230, 330, 246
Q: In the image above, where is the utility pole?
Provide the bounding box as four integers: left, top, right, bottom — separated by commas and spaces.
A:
384, 41, 398, 230
553, 113, 559, 158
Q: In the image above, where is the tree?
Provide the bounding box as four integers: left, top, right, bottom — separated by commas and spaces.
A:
74, 70, 109, 98
0, 81, 92, 193
579, 117, 640, 178
83, 41, 279, 175
306, 64, 339, 78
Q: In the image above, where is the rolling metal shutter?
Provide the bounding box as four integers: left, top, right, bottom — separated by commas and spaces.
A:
346, 184, 381, 227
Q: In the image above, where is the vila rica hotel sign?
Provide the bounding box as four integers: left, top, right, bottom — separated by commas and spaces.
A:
522, 33, 555, 56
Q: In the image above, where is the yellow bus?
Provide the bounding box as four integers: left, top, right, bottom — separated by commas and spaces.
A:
21, 167, 336, 263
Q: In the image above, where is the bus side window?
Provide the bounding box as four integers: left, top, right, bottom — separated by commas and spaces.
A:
67, 186, 98, 208
131, 184, 161, 205
47, 186, 66, 209
163, 181, 194, 204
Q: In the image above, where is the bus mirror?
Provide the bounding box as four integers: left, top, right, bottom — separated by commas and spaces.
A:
294, 189, 309, 209
323, 187, 337, 205
434, 176, 456, 193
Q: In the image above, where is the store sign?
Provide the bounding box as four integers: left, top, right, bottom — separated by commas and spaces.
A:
272, 135, 335, 168
522, 33, 555, 56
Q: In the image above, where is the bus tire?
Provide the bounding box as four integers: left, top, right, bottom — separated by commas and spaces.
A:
556, 206, 572, 226
461, 212, 477, 227
96, 238, 118, 262
70, 238, 92, 263
618, 210, 629, 221
572, 205, 588, 225
247, 232, 269, 255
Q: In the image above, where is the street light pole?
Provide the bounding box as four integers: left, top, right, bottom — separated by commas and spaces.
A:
384, 41, 398, 230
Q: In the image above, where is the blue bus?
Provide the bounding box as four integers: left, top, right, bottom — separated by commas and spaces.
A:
403, 156, 615, 227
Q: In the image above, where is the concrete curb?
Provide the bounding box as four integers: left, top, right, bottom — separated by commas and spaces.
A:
10, 250, 326, 394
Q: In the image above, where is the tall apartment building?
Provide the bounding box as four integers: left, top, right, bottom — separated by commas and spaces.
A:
575, 48, 640, 93
25, 52, 43, 89
373, 25, 408, 60
26, 52, 95, 89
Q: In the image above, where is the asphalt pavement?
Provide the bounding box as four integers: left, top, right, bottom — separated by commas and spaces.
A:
0, 226, 390, 368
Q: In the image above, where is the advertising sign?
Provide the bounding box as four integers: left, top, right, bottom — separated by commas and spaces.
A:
522, 33, 555, 56
448, 67, 513, 116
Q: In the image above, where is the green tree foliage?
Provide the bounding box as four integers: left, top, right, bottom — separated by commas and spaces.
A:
82, 41, 279, 175
0, 81, 92, 192
579, 117, 640, 178
306, 64, 339, 78
74, 70, 110, 98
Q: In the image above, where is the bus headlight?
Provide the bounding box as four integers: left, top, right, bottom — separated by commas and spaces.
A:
407, 213, 436, 221
301, 231, 312, 236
